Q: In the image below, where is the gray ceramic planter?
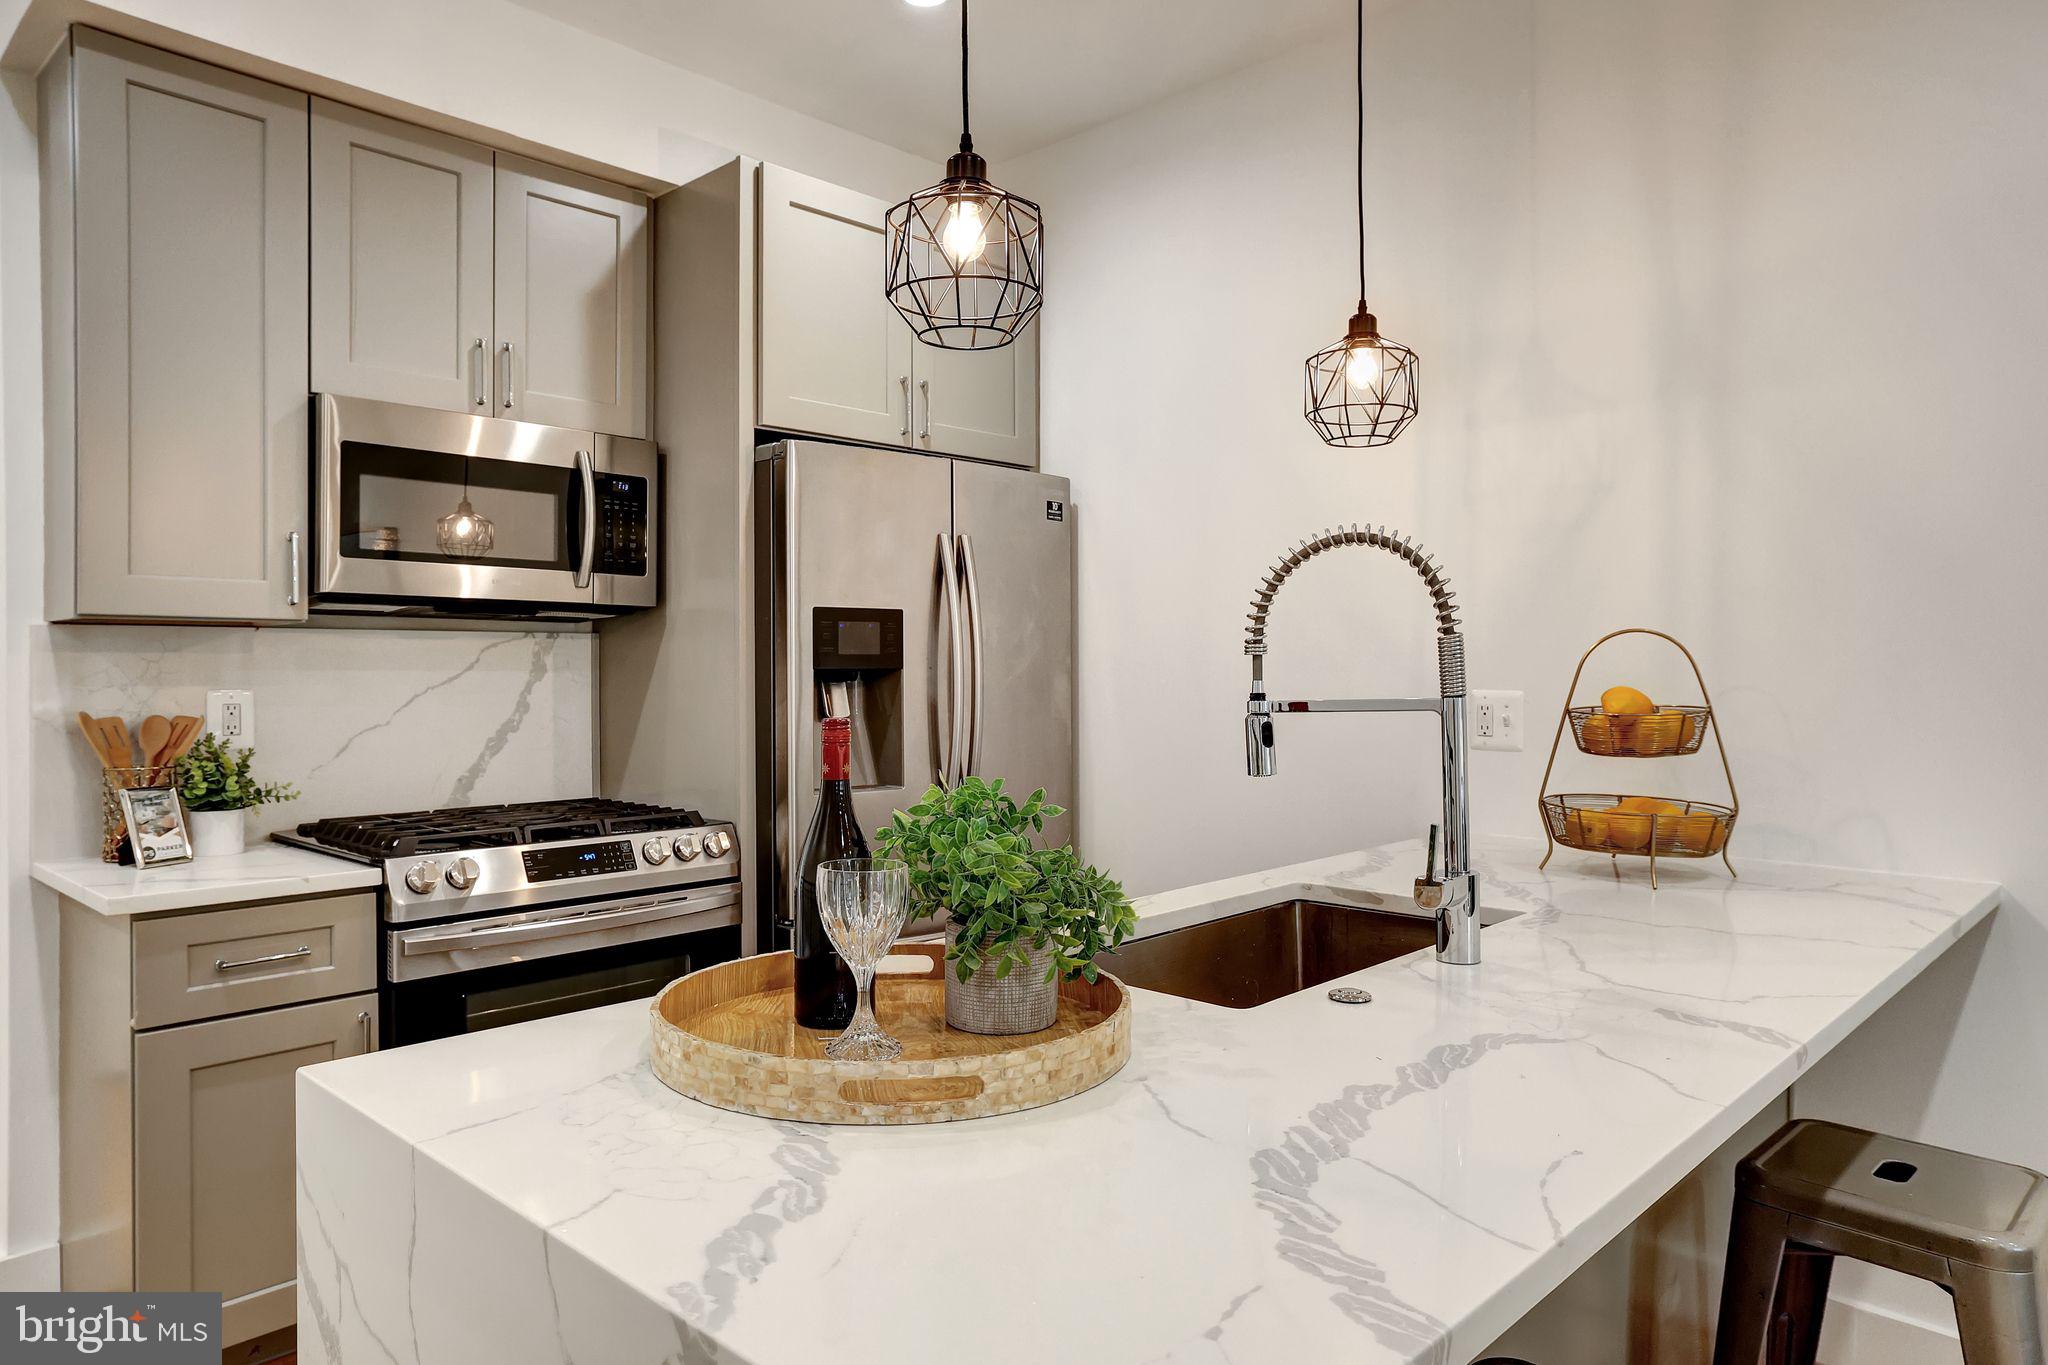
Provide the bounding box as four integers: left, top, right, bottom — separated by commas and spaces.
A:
944, 924, 1058, 1034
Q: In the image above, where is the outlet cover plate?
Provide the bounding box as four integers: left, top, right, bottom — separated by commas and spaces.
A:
1471, 690, 1523, 752
205, 689, 255, 748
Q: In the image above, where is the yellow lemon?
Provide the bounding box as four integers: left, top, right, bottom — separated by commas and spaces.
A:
1572, 808, 1610, 849
1606, 811, 1653, 852
1631, 712, 1683, 756
1578, 713, 1618, 754
1601, 685, 1655, 717
1669, 812, 1719, 853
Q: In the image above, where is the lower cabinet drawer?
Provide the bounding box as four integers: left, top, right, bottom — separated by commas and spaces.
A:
133, 992, 377, 1346
132, 892, 375, 1028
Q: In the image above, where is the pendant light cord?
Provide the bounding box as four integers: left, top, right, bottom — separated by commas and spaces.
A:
1355, 0, 1366, 307
959, 0, 973, 154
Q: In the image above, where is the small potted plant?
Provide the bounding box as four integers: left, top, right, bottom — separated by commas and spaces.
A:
175, 733, 299, 858
875, 777, 1134, 1035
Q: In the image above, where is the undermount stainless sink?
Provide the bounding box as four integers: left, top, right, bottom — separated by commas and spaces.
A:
1100, 899, 1467, 1009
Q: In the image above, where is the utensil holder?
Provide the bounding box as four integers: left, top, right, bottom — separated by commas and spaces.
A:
1538, 628, 1739, 888
100, 764, 178, 863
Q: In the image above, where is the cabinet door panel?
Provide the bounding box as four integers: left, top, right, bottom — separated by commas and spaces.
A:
917, 325, 1039, 467
70, 30, 308, 621
757, 164, 915, 446
495, 153, 649, 436
311, 99, 494, 413
134, 993, 375, 1344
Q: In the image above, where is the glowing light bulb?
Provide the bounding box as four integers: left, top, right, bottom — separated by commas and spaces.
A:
1346, 340, 1382, 392
940, 196, 989, 266
454, 516, 473, 536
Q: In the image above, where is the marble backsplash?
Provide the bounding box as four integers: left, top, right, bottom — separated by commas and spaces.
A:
33, 624, 595, 859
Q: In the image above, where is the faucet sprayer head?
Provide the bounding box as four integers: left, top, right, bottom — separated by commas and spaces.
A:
1246, 707, 1278, 777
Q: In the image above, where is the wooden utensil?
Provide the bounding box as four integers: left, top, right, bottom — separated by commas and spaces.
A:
166, 715, 204, 763
138, 715, 172, 768
103, 716, 135, 768
76, 712, 114, 768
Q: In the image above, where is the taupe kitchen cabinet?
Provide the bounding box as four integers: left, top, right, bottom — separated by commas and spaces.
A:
756, 163, 1038, 467
59, 890, 377, 1351
310, 99, 496, 415
495, 153, 651, 437
312, 103, 649, 436
40, 28, 310, 623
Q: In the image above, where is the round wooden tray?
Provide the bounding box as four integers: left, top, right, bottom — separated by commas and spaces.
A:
648, 944, 1131, 1125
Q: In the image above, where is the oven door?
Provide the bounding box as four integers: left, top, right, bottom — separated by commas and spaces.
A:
315, 392, 601, 610
383, 883, 740, 1046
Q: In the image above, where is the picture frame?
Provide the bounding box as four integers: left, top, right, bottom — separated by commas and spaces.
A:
118, 785, 193, 867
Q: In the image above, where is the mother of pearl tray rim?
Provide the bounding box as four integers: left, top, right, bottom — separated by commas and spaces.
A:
648, 944, 1132, 1126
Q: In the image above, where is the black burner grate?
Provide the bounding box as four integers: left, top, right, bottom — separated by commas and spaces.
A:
294, 798, 706, 859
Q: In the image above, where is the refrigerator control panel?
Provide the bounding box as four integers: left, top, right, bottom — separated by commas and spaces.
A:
812, 607, 903, 671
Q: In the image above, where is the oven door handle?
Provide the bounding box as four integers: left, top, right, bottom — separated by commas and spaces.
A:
397, 886, 739, 958
572, 449, 598, 591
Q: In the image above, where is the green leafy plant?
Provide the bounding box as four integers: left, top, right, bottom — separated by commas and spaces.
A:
174, 733, 299, 813
874, 777, 1135, 985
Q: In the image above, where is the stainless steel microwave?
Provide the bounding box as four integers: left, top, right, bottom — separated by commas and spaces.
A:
312, 394, 657, 620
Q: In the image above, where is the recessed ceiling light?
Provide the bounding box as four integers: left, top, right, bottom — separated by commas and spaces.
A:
904, 0, 947, 7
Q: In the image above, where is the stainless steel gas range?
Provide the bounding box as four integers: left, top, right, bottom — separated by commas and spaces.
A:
276, 799, 741, 1047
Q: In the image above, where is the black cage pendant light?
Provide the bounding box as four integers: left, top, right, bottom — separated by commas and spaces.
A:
885, 0, 1043, 350
1304, 0, 1418, 446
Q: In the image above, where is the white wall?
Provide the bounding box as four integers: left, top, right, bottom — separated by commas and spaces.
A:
1016, 0, 2045, 1352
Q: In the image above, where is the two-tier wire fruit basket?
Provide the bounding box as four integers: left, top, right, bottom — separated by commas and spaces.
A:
1539, 628, 1738, 888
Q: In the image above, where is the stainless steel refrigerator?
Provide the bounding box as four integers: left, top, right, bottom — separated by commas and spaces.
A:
755, 439, 1075, 951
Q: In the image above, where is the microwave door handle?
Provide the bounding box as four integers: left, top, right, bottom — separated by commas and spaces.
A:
958, 534, 984, 778
572, 450, 597, 590
937, 532, 964, 787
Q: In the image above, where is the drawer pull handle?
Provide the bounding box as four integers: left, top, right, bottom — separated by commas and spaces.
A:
214, 945, 312, 972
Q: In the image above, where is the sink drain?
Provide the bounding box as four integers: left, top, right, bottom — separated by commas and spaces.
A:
1327, 986, 1373, 1005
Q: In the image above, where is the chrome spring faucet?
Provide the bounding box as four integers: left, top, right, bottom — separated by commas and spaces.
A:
1242, 525, 1480, 965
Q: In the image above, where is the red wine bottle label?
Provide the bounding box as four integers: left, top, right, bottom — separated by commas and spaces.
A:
821, 716, 852, 782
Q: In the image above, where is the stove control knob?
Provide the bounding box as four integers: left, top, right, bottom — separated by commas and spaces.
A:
704, 830, 734, 858
671, 835, 700, 862
641, 838, 670, 865
444, 857, 481, 891
404, 860, 442, 895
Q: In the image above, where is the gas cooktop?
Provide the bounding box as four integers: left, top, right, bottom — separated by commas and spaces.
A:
285, 798, 710, 861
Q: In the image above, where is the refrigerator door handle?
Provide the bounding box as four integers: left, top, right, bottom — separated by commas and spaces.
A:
958, 534, 985, 778
938, 532, 966, 787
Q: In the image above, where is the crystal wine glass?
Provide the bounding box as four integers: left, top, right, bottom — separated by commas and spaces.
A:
814, 857, 912, 1061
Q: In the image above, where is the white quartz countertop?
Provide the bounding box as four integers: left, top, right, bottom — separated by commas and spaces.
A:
295, 836, 1998, 1365
34, 842, 378, 915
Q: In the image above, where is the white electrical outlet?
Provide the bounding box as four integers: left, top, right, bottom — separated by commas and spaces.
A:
1471, 690, 1524, 752
206, 689, 255, 747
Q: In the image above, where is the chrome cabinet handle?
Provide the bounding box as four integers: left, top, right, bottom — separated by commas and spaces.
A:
899, 375, 911, 438
499, 341, 515, 410
957, 534, 984, 778
471, 338, 487, 407
572, 450, 597, 591
357, 1009, 373, 1052
937, 532, 965, 786
286, 531, 302, 607
214, 945, 311, 972
918, 378, 931, 441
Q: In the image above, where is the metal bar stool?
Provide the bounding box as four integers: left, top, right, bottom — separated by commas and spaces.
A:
1714, 1120, 2048, 1365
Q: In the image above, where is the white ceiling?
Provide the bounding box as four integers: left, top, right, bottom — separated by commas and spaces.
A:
502, 0, 1350, 164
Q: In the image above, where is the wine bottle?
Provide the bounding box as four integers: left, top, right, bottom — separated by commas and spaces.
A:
794, 716, 863, 1029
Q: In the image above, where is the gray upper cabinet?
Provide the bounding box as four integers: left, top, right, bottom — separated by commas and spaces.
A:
495, 153, 650, 437
757, 165, 916, 447
919, 329, 1039, 467
310, 99, 495, 415
47, 29, 310, 622
756, 163, 1039, 467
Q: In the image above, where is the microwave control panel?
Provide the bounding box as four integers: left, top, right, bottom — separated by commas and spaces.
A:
592, 474, 650, 576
